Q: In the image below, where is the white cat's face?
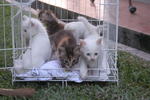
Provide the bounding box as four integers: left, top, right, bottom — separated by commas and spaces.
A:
80, 38, 102, 61
22, 16, 39, 37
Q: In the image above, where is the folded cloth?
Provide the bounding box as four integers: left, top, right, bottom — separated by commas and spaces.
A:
16, 51, 110, 82
16, 60, 83, 83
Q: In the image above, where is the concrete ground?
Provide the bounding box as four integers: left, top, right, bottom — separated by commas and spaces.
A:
118, 44, 150, 61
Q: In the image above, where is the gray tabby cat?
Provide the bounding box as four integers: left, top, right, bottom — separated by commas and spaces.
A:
51, 30, 80, 71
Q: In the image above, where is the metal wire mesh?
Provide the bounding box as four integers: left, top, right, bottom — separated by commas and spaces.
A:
0, 0, 119, 83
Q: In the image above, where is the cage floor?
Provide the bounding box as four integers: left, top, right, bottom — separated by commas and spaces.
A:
12, 58, 118, 82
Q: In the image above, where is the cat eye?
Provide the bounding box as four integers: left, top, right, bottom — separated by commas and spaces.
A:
63, 60, 68, 64
24, 29, 27, 32
87, 53, 90, 56
100, 32, 103, 36
72, 59, 78, 65
94, 53, 98, 56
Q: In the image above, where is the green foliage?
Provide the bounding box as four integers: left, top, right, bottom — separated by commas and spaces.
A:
0, 51, 149, 100
0, 1, 13, 67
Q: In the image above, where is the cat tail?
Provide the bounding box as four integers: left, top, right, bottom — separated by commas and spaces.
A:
78, 16, 103, 36
77, 16, 89, 25
77, 16, 93, 33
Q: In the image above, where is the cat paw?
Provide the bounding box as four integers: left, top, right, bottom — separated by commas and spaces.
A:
80, 72, 88, 80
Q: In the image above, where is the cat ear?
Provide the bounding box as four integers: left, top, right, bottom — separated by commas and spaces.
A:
96, 38, 102, 45
79, 39, 86, 46
23, 15, 28, 21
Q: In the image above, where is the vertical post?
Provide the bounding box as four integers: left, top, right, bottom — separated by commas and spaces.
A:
115, 0, 119, 86
11, 2, 15, 85
62, 81, 64, 88
2, 0, 7, 68
65, 80, 68, 87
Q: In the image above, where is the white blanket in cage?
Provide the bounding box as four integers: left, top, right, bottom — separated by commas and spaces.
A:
16, 60, 83, 83
16, 50, 110, 83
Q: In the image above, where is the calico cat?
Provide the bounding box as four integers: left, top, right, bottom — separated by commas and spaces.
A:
51, 30, 80, 71
38, 10, 80, 71
38, 10, 65, 35
14, 15, 51, 74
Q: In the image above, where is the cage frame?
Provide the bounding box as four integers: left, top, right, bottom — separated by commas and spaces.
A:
0, 0, 119, 85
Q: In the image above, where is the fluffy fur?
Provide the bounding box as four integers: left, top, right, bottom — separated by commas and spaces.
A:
78, 16, 103, 79
64, 21, 88, 42
65, 16, 103, 79
14, 16, 52, 74
50, 30, 80, 71
38, 10, 81, 71
64, 16, 102, 42
80, 36, 103, 79
77, 16, 103, 38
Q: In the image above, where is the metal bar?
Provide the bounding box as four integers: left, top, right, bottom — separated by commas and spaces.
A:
2, 0, 7, 68
11, 4, 15, 86
0, 3, 29, 6
0, 0, 119, 83
0, 47, 31, 51
115, 0, 119, 85
13, 79, 118, 82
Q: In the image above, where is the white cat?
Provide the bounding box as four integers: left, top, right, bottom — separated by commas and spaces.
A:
77, 16, 103, 38
64, 21, 87, 42
14, 16, 52, 74
77, 16, 103, 79
64, 16, 104, 79
79, 36, 103, 79
64, 16, 102, 43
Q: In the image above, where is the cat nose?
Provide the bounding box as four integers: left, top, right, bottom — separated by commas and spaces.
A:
91, 58, 95, 61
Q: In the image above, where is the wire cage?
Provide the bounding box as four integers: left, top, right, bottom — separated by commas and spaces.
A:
0, 0, 119, 84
